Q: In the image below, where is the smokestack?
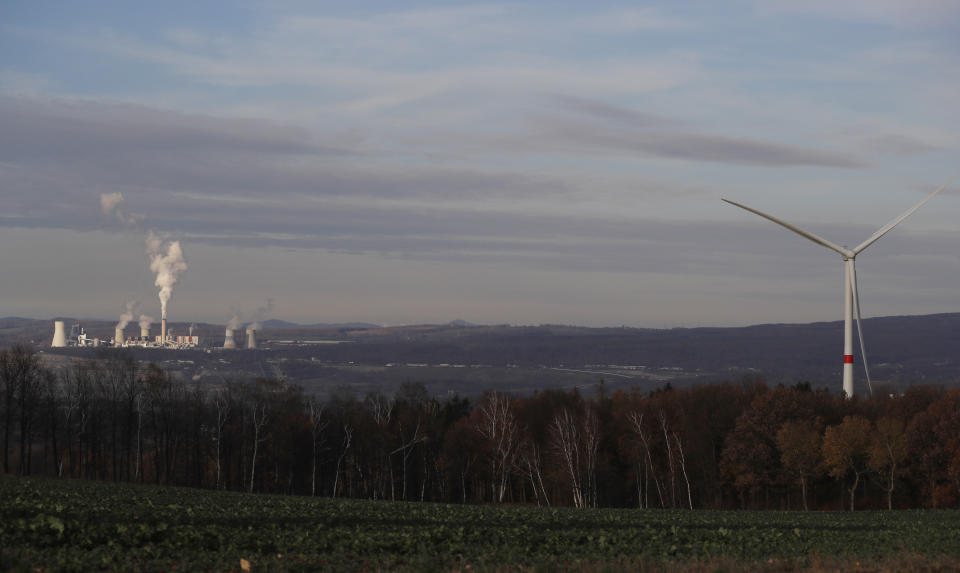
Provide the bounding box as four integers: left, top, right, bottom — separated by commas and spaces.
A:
52, 321, 67, 347
115, 326, 124, 345
246, 329, 257, 349
224, 329, 236, 349
147, 231, 187, 325
161, 317, 167, 343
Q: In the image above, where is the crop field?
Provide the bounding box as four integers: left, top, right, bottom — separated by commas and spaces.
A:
2, 476, 960, 572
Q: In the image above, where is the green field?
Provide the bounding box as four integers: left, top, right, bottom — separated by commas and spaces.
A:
3, 476, 960, 572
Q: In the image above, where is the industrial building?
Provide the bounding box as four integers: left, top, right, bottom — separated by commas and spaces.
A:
51, 320, 201, 349
51, 320, 257, 350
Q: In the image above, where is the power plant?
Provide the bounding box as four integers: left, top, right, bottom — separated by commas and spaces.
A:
51, 320, 201, 349
46, 195, 267, 351
50, 317, 262, 350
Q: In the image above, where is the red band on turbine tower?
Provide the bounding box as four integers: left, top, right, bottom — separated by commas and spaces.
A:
843, 355, 854, 364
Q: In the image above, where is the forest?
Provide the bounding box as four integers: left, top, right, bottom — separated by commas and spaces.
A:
2, 344, 960, 511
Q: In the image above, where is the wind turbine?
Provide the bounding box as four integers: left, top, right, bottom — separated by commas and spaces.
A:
723, 176, 956, 397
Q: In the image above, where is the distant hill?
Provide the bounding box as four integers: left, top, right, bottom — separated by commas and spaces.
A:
261, 319, 381, 329
7, 313, 960, 390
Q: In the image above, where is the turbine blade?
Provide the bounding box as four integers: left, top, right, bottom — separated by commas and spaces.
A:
722, 199, 850, 257
852, 174, 959, 255
849, 259, 873, 396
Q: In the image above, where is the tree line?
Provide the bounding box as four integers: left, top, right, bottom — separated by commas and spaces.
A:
3, 344, 960, 510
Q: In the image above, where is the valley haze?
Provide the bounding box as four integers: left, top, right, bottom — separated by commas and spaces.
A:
5, 313, 958, 399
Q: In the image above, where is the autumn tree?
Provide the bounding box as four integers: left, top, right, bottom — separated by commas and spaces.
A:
869, 416, 907, 510
776, 419, 822, 510
822, 415, 872, 511
907, 389, 960, 507
721, 385, 837, 508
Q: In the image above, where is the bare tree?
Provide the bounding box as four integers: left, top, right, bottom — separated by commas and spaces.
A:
550, 407, 584, 508
0, 348, 13, 473
365, 393, 394, 500
628, 410, 664, 508
392, 419, 426, 500
307, 398, 329, 497
581, 406, 600, 508
134, 393, 147, 482
549, 405, 601, 509
62, 361, 94, 479
516, 437, 550, 506
475, 391, 520, 503
248, 401, 268, 494
212, 388, 231, 490
39, 369, 61, 477
659, 410, 677, 508
332, 424, 353, 498
0, 345, 44, 475
673, 432, 693, 509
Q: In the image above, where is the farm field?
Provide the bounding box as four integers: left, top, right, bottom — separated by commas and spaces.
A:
2, 476, 960, 572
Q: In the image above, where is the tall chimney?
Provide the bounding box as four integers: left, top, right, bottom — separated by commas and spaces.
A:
52, 320, 67, 348
246, 329, 257, 350
224, 329, 236, 349
161, 317, 167, 343
115, 326, 124, 346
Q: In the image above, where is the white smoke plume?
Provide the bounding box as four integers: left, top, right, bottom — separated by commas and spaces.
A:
99, 192, 144, 227
139, 314, 153, 331
247, 298, 275, 331
146, 231, 188, 319
227, 314, 242, 331
116, 300, 141, 330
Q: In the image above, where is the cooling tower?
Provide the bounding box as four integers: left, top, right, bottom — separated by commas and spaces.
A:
52, 320, 67, 347
115, 326, 124, 345
224, 329, 236, 349
140, 325, 150, 339
246, 329, 257, 349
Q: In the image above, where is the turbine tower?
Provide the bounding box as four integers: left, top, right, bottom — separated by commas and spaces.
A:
723, 176, 955, 397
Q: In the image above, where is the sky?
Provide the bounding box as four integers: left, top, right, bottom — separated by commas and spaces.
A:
1, 0, 958, 328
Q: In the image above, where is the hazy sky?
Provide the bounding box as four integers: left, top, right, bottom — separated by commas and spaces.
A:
1, 1, 958, 328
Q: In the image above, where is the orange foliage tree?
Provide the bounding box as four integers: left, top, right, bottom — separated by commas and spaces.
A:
822, 415, 872, 511
776, 419, 822, 510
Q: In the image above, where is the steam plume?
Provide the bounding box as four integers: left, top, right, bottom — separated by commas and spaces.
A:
227, 314, 242, 331
146, 231, 187, 319
99, 192, 144, 227
116, 300, 141, 330
139, 314, 153, 330
247, 298, 275, 331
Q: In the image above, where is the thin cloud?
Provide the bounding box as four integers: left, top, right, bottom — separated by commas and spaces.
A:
583, 7, 692, 33
0, 96, 341, 157
551, 94, 677, 128
758, 0, 960, 29
522, 116, 868, 168
863, 133, 942, 156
